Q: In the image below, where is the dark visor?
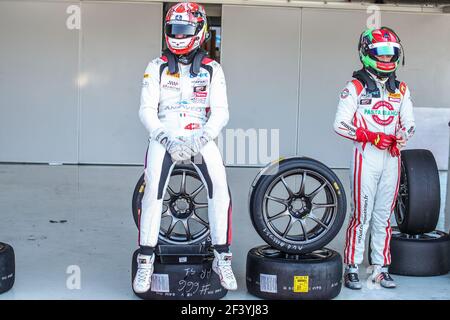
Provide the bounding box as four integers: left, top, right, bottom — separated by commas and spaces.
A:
165, 22, 198, 38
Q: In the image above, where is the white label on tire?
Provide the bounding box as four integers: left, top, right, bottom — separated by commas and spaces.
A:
260, 274, 277, 293
151, 274, 170, 293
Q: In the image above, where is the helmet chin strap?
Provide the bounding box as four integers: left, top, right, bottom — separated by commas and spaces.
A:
353, 68, 398, 94
164, 47, 208, 77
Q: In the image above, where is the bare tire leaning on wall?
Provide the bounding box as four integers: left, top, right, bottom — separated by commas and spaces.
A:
0, 242, 15, 294
132, 165, 212, 245
249, 157, 347, 254
395, 149, 440, 235
246, 245, 342, 300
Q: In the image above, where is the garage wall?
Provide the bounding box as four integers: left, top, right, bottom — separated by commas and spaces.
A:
0, 1, 79, 163
221, 5, 301, 165
298, 9, 450, 168
0, 0, 162, 164
1, 2, 450, 166
79, 2, 162, 164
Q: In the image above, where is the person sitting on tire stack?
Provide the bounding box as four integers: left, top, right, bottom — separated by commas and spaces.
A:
333, 27, 415, 289
133, 2, 237, 293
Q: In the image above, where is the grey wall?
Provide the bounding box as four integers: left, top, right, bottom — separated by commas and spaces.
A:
0, 1, 79, 163
298, 9, 450, 168
221, 6, 301, 164
0, 0, 162, 164
79, 2, 162, 164
1, 2, 450, 166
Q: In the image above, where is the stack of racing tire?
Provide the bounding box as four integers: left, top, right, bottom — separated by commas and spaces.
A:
0, 242, 15, 294
386, 149, 450, 276
247, 157, 347, 300
131, 164, 227, 300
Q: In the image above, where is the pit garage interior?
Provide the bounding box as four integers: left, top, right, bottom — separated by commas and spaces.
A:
0, 0, 450, 299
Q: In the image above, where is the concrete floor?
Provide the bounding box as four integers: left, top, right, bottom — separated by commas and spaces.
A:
0, 164, 449, 300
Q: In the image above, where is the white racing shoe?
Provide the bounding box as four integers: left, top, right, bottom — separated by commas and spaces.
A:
212, 250, 238, 291
371, 265, 396, 288
133, 253, 155, 293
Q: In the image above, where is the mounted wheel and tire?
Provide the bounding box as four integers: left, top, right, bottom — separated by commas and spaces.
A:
131, 249, 226, 300
246, 245, 342, 300
388, 227, 450, 276
0, 242, 15, 294
132, 164, 215, 245
249, 157, 347, 254
395, 149, 440, 235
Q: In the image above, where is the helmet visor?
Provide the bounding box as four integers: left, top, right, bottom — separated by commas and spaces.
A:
368, 42, 401, 57
165, 21, 198, 39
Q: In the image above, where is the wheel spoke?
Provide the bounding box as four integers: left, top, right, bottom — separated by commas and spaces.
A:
307, 213, 329, 230
167, 186, 176, 197
180, 171, 187, 194
182, 220, 191, 240
265, 195, 288, 206
298, 171, 307, 195
166, 218, 178, 237
308, 182, 326, 199
191, 213, 209, 227
268, 210, 290, 222
299, 219, 309, 241
280, 176, 294, 197
191, 184, 205, 199
311, 202, 336, 210
283, 217, 295, 237
194, 202, 208, 210
161, 205, 170, 218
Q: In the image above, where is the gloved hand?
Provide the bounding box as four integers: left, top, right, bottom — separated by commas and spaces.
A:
355, 128, 396, 150
169, 143, 192, 162
396, 130, 407, 150
151, 128, 191, 162
184, 130, 213, 157
389, 143, 400, 157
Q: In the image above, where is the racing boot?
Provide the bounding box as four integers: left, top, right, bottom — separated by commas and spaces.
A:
371, 265, 396, 288
344, 264, 362, 290
133, 253, 155, 293
212, 249, 238, 291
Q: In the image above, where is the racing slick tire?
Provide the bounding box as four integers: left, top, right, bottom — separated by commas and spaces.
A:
249, 157, 346, 254
395, 149, 440, 235
131, 249, 227, 300
132, 164, 221, 246
0, 242, 15, 294
387, 227, 450, 276
246, 245, 342, 300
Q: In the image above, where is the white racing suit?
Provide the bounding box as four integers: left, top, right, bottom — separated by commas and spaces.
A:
334, 76, 415, 266
138, 55, 231, 248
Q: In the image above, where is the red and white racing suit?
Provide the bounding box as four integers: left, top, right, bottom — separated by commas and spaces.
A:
334, 76, 415, 266
138, 55, 232, 248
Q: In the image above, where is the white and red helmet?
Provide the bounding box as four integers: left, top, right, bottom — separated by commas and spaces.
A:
164, 2, 208, 55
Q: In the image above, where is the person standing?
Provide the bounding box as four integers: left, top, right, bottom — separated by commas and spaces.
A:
334, 27, 415, 289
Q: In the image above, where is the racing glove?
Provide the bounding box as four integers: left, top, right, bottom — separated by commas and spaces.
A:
355, 128, 396, 151
388, 143, 401, 157
184, 130, 213, 157
151, 128, 191, 162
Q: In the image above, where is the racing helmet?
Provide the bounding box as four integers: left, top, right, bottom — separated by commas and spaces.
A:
164, 2, 209, 55
358, 27, 403, 78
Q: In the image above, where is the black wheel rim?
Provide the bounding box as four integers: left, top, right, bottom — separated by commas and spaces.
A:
395, 162, 408, 225
137, 166, 210, 245
392, 227, 446, 240
256, 245, 333, 261
262, 168, 338, 247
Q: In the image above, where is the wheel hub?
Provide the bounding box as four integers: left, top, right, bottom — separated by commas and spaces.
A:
289, 197, 312, 219
170, 197, 193, 219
